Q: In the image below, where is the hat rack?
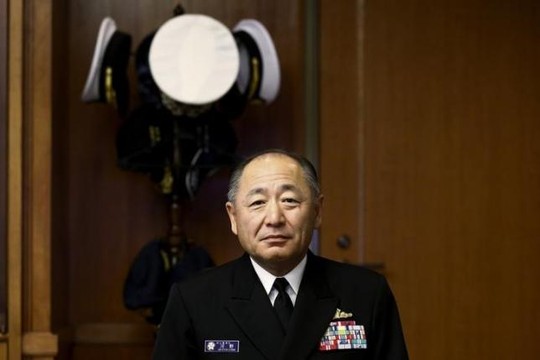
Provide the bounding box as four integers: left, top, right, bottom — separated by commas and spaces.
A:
81, 1, 281, 202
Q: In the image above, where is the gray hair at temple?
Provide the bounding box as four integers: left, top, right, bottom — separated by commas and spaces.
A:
227, 149, 321, 203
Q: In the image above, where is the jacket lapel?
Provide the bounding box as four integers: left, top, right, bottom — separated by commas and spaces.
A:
279, 253, 338, 360
225, 254, 285, 360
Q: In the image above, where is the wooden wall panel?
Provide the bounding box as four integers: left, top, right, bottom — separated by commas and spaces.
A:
0, 341, 7, 360
52, 0, 306, 357
0, 0, 8, 336
364, 0, 540, 358
24, 0, 53, 332
319, 0, 365, 262
7, 0, 24, 357
21, 0, 58, 358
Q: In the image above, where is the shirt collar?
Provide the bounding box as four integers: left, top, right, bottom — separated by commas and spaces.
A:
250, 255, 307, 296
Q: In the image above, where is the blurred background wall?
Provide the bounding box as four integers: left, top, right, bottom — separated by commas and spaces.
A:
3, 0, 540, 359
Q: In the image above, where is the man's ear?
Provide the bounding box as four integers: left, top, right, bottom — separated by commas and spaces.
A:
314, 194, 324, 228
225, 202, 238, 235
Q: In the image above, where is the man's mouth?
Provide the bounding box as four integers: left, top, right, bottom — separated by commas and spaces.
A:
261, 234, 289, 241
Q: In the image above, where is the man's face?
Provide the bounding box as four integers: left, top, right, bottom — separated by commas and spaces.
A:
226, 153, 323, 275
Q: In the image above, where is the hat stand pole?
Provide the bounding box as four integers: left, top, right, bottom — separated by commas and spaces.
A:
165, 116, 188, 263
166, 194, 186, 261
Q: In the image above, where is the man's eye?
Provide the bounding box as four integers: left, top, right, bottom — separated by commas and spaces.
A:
283, 198, 299, 204
249, 200, 265, 207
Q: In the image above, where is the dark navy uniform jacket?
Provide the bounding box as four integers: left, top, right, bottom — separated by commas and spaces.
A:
152, 252, 409, 360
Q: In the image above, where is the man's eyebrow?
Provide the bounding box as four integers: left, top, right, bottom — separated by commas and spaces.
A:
280, 184, 299, 193
246, 187, 266, 197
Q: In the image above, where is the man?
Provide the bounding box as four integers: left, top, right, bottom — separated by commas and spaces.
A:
153, 149, 409, 359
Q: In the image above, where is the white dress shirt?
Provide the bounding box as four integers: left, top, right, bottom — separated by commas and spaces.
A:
250, 255, 307, 306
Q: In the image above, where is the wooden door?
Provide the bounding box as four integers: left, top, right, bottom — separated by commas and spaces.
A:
321, 0, 540, 359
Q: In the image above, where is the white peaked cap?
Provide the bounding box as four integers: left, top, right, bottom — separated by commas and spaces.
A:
149, 14, 240, 106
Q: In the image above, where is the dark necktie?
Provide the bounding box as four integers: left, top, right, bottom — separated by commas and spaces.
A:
273, 277, 293, 330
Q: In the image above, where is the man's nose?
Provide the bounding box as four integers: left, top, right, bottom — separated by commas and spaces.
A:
265, 200, 284, 225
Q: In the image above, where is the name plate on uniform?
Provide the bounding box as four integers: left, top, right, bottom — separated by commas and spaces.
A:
204, 340, 240, 353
